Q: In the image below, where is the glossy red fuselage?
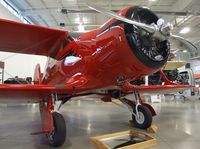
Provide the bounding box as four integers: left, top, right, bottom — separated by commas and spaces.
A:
42, 7, 161, 92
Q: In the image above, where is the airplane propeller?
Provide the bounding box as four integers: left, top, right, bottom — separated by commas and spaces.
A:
88, 4, 171, 41
88, 4, 197, 52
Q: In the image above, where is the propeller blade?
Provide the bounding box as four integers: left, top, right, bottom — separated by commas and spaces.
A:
170, 34, 197, 53
88, 4, 195, 48
88, 4, 155, 34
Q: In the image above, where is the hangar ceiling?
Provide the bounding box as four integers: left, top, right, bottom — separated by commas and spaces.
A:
2, 0, 200, 54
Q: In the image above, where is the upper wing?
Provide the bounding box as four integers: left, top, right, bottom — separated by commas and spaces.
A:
0, 18, 69, 58
133, 84, 193, 95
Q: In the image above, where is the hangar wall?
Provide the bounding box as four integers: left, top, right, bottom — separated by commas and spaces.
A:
0, 4, 47, 81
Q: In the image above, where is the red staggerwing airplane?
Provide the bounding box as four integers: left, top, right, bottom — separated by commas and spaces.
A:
0, 5, 195, 147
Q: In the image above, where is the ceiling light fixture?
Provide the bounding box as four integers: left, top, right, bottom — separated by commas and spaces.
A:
78, 24, 85, 32
75, 17, 80, 23
148, 0, 157, 2
179, 27, 190, 34
183, 50, 187, 53
142, 6, 150, 9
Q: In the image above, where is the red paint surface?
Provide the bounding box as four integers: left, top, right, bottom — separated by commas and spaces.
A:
42, 7, 159, 91
0, 6, 192, 100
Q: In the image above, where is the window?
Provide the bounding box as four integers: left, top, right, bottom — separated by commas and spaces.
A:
0, 0, 32, 24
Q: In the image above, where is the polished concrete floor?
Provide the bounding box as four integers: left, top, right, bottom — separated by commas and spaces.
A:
0, 96, 200, 149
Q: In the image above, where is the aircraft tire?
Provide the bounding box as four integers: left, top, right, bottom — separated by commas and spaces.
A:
132, 105, 152, 129
47, 112, 66, 147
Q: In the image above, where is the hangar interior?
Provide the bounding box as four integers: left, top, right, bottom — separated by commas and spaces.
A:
0, 0, 200, 149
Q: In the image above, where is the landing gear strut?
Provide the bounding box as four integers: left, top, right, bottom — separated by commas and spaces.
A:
39, 94, 67, 147
119, 90, 154, 129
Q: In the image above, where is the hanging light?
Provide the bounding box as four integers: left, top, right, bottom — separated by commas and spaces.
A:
78, 24, 85, 32
179, 27, 190, 34
183, 50, 187, 53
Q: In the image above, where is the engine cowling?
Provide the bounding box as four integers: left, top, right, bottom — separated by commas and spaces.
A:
124, 6, 170, 68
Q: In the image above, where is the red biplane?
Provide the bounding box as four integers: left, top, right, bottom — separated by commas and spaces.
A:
0, 5, 194, 147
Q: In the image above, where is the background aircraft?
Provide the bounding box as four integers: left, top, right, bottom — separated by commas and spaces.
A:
0, 4, 193, 147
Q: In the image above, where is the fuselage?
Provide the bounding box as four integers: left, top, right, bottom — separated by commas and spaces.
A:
42, 6, 169, 91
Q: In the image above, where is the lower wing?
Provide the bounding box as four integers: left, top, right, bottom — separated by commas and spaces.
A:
0, 74, 89, 102
0, 84, 72, 102
132, 84, 193, 95
0, 78, 192, 102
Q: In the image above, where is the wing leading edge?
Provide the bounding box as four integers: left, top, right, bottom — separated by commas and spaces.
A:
0, 84, 70, 102
0, 83, 192, 102
128, 84, 193, 95
0, 74, 90, 102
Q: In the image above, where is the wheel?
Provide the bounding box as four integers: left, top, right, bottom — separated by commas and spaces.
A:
47, 112, 66, 147
132, 105, 152, 129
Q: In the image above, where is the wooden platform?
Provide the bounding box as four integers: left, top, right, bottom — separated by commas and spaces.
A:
129, 120, 158, 134
91, 130, 157, 149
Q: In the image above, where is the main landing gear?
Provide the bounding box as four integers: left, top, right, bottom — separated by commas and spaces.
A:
39, 94, 67, 147
47, 112, 66, 147
132, 105, 152, 129
119, 91, 155, 129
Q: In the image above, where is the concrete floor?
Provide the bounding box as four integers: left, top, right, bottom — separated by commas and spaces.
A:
0, 96, 200, 149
